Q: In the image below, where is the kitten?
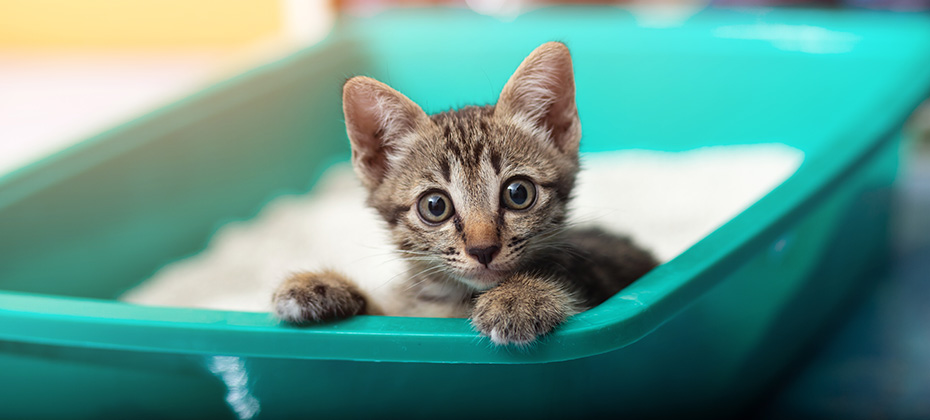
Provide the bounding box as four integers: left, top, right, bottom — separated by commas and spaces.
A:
272, 42, 658, 346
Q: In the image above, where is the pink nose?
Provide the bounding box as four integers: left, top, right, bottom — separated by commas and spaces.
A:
467, 245, 500, 267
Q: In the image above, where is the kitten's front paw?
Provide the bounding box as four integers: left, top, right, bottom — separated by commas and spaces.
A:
272, 270, 367, 323
470, 275, 577, 346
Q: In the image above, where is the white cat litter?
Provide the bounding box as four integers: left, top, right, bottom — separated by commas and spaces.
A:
121, 144, 804, 313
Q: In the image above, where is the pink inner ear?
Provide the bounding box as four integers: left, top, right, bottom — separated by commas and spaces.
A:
343, 85, 390, 185
537, 60, 576, 140
497, 43, 580, 153
342, 76, 429, 188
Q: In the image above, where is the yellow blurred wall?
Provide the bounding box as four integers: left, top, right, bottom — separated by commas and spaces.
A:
0, 0, 284, 46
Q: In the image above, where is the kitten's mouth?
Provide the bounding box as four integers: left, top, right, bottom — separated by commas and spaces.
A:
454, 265, 509, 290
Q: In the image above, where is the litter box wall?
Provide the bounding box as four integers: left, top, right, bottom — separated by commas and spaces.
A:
213, 135, 900, 420
0, 140, 901, 419
1, 7, 929, 419
0, 39, 364, 299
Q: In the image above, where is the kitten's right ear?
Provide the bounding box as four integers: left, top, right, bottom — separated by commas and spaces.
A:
496, 42, 580, 154
343, 76, 429, 189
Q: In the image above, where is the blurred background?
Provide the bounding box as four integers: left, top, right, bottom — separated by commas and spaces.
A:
1, 0, 929, 418
1, 0, 928, 175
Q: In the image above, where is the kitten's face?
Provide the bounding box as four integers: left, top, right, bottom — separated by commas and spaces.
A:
370, 107, 577, 290
343, 42, 580, 290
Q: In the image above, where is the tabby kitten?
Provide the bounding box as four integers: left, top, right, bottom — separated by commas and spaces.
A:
273, 42, 657, 345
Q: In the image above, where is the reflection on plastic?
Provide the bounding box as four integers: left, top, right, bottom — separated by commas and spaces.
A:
208, 356, 261, 420
714, 24, 862, 54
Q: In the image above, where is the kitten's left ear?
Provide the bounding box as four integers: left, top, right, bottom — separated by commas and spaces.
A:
343, 76, 430, 189
496, 42, 580, 153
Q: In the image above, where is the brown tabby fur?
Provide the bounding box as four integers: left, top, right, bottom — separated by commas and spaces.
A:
272, 42, 657, 346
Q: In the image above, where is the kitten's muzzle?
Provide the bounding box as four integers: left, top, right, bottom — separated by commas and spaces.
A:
467, 245, 501, 267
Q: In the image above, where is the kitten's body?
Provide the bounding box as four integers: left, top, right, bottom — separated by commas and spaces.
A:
393, 226, 657, 319
273, 42, 657, 345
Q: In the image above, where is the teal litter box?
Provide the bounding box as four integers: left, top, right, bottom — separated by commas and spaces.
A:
2, 7, 930, 419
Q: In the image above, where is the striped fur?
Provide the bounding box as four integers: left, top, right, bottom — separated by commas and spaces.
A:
273, 42, 657, 345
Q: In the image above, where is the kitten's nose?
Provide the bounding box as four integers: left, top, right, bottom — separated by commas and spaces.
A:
467, 245, 501, 267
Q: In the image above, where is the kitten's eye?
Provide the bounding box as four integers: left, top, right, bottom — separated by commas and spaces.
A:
417, 191, 454, 224
502, 178, 536, 210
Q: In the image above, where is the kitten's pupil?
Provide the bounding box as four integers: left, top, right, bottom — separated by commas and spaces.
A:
427, 195, 446, 217
508, 183, 528, 205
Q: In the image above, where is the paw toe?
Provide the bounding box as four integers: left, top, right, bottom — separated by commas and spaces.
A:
484, 324, 539, 346
272, 272, 366, 323
471, 280, 572, 346
273, 295, 308, 323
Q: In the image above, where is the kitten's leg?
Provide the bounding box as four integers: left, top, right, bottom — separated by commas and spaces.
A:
272, 269, 382, 323
470, 273, 580, 346
556, 227, 660, 307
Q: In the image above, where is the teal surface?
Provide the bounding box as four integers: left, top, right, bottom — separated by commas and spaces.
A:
761, 155, 930, 419
1, 6, 929, 418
